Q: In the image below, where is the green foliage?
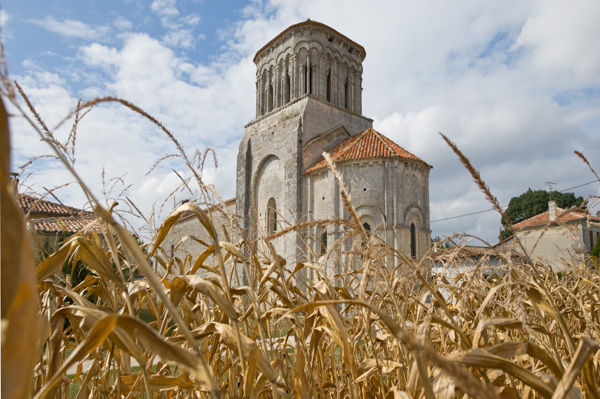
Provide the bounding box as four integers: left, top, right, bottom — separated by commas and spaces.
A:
61, 260, 91, 288
500, 189, 585, 240
591, 238, 600, 258
499, 228, 513, 241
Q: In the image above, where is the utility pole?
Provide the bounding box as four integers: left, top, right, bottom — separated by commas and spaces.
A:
546, 181, 557, 201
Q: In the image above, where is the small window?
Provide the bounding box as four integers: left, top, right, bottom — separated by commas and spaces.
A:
344, 78, 349, 109
267, 198, 277, 234
326, 69, 331, 102
410, 223, 417, 258
363, 223, 371, 235
361, 223, 371, 257
320, 229, 327, 255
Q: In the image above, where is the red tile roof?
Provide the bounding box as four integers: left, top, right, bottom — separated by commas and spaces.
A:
513, 207, 600, 229
304, 128, 430, 174
17, 193, 93, 218
253, 19, 366, 63
30, 216, 99, 234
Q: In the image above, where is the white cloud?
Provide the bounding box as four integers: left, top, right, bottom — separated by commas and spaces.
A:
1, 9, 10, 27
10, 0, 600, 243
514, 0, 600, 87
180, 14, 201, 27
113, 16, 133, 31
151, 0, 179, 18
30, 16, 109, 40
162, 29, 196, 49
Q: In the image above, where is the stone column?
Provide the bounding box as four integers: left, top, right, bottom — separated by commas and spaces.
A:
256, 76, 261, 117
267, 70, 272, 113
357, 76, 363, 114
292, 54, 298, 99
332, 61, 338, 105
348, 69, 355, 112
283, 59, 289, 104
273, 64, 279, 109
306, 57, 311, 95
299, 64, 306, 96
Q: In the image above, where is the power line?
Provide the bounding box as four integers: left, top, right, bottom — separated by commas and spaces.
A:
430, 180, 598, 223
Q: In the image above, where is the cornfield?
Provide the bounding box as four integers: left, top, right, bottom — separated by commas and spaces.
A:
3, 64, 600, 399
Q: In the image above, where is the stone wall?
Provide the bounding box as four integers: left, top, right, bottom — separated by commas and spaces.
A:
237, 95, 373, 263
304, 157, 431, 274
160, 199, 241, 278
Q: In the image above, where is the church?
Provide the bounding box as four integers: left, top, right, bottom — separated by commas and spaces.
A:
167, 20, 431, 278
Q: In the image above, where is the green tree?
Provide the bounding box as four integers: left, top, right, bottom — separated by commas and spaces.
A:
591, 238, 600, 258
500, 189, 585, 240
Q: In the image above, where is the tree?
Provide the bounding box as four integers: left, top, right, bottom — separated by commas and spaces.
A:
500, 189, 585, 240
591, 238, 600, 258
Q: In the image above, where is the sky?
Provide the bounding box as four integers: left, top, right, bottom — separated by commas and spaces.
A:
2, 0, 600, 243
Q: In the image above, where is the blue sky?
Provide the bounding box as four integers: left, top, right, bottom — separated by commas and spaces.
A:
3, 0, 600, 243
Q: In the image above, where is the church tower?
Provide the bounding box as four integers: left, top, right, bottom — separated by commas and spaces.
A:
236, 20, 374, 259
165, 20, 430, 282
237, 20, 431, 276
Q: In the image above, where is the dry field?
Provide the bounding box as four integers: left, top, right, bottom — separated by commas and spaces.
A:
3, 72, 600, 399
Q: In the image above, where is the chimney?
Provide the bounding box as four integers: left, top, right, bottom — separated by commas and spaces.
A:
549, 200, 557, 222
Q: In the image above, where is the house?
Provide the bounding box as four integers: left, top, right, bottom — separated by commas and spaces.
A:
500, 200, 600, 271
164, 20, 431, 282
17, 193, 97, 257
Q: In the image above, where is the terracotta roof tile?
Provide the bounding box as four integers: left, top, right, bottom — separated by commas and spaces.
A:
304, 128, 430, 174
513, 207, 600, 229
30, 216, 99, 234
17, 193, 93, 217
254, 19, 366, 63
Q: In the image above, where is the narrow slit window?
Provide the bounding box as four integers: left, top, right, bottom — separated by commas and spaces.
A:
267, 198, 277, 234
320, 229, 327, 255
410, 223, 417, 258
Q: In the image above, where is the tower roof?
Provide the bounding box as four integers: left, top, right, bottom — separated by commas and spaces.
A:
253, 19, 366, 63
304, 128, 431, 174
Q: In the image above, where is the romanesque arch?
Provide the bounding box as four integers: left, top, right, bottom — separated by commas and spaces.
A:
252, 155, 285, 235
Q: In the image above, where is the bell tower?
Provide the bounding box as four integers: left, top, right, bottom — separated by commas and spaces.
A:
253, 19, 366, 117
236, 20, 373, 260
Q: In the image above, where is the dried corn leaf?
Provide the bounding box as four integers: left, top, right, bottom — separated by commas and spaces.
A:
120, 374, 199, 392
176, 275, 239, 320
1, 100, 40, 399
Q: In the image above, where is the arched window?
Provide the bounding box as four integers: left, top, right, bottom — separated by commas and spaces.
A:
326, 69, 331, 102
410, 223, 417, 258
360, 223, 371, 257
344, 78, 349, 109
363, 222, 371, 236
285, 74, 291, 103
268, 83, 273, 112
320, 228, 328, 255
267, 198, 277, 234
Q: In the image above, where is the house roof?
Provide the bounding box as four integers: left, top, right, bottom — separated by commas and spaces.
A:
513, 206, 600, 229
31, 216, 99, 234
253, 19, 366, 63
304, 128, 430, 174
17, 193, 93, 218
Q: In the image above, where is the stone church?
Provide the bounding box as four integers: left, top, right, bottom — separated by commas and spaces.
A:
167, 20, 431, 278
